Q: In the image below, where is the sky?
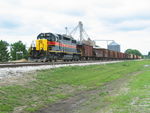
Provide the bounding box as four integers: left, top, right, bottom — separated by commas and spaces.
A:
0, 0, 150, 55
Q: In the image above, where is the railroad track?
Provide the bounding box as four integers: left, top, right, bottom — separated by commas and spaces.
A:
0, 60, 107, 68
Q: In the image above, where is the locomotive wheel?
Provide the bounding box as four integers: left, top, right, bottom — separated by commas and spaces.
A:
48, 59, 52, 62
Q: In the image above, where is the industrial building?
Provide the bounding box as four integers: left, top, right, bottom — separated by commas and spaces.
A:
107, 41, 120, 52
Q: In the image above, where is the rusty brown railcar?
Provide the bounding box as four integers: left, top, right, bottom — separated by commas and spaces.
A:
130, 54, 134, 59
108, 50, 114, 59
136, 55, 140, 59
120, 52, 124, 59
133, 54, 136, 59
123, 53, 126, 59
126, 54, 131, 59
93, 48, 109, 60
77, 44, 93, 60
117, 52, 121, 59
103, 49, 109, 58
113, 51, 118, 59
124, 53, 128, 59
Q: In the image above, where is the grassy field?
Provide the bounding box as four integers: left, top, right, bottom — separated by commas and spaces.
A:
104, 63, 150, 113
0, 60, 150, 113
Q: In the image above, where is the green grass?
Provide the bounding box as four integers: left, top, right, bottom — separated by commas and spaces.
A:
99, 61, 150, 113
0, 60, 149, 113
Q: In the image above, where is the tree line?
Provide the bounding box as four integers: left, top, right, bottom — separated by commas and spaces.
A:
0, 40, 147, 62
0, 40, 28, 62
125, 49, 143, 56
143, 52, 150, 59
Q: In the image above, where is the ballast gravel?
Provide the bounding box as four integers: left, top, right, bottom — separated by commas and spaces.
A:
0, 61, 123, 80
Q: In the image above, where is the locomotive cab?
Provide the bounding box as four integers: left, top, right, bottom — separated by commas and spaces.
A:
36, 33, 59, 51
37, 33, 57, 41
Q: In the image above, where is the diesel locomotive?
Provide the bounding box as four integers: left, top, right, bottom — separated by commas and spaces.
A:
29, 32, 81, 62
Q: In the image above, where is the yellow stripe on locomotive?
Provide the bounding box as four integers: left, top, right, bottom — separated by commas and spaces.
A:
36, 39, 48, 51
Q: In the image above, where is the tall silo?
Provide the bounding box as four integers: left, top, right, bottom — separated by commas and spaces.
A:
107, 41, 120, 52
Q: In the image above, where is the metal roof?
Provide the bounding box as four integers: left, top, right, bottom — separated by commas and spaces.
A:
108, 41, 120, 46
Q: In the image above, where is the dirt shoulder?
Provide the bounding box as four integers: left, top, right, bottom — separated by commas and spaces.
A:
0, 71, 36, 86
35, 71, 143, 113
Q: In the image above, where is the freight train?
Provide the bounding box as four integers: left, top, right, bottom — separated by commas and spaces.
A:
29, 32, 141, 62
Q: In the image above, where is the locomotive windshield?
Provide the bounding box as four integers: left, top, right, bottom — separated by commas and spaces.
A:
37, 33, 57, 41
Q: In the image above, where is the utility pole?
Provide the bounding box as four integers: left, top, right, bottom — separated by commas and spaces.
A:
65, 27, 68, 35
79, 21, 83, 42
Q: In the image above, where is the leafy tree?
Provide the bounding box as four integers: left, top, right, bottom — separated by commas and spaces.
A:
148, 52, 150, 56
10, 41, 28, 60
125, 49, 142, 56
0, 40, 9, 62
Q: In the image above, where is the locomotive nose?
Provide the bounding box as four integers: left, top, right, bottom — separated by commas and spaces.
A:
36, 39, 48, 51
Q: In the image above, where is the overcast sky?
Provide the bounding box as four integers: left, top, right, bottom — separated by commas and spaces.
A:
0, 0, 150, 54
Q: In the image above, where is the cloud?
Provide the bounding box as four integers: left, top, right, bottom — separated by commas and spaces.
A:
59, 9, 85, 17
0, 19, 20, 29
0, 0, 150, 54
